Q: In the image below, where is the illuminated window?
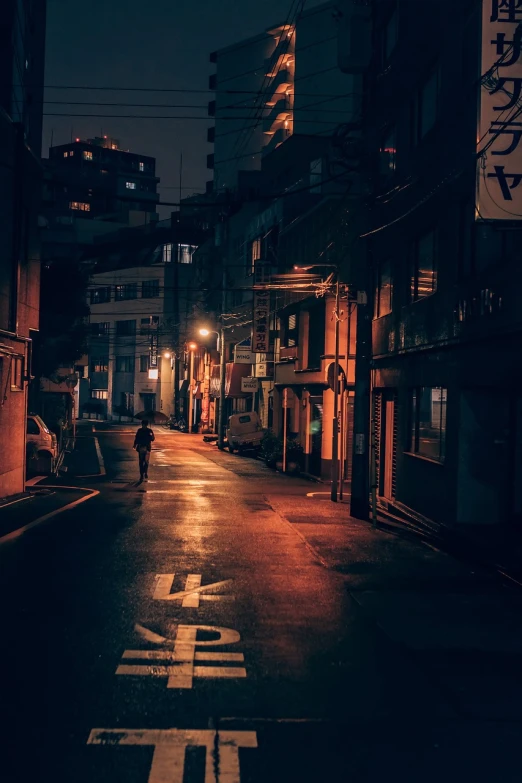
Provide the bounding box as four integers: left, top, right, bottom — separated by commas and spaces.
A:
140, 316, 159, 333
409, 387, 447, 462
411, 229, 437, 301
115, 283, 137, 301
70, 150, 74, 156
139, 161, 144, 172
83, 150, 93, 160
10, 356, 23, 390
90, 356, 109, 373
63, 151, 69, 158
70, 201, 90, 212
126, 181, 136, 190
90, 286, 111, 305
178, 244, 196, 264
250, 238, 262, 275
374, 258, 393, 318
286, 313, 298, 347
91, 389, 108, 400
162, 243, 173, 263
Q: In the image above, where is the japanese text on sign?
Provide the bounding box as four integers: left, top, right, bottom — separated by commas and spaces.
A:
252, 291, 270, 354
477, 0, 522, 219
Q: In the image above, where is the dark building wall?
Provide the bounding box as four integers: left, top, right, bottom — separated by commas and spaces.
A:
0, 0, 46, 498
362, 0, 522, 527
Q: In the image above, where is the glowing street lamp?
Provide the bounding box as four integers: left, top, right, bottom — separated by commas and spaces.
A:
198, 326, 224, 447
163, 351, 171, 359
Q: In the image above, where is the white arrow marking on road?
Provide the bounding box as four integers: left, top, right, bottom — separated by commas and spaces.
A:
87, 728, 258, 783
153, 574, 234, 606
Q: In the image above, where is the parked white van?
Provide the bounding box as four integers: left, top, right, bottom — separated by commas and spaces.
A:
26, 414, 58, 474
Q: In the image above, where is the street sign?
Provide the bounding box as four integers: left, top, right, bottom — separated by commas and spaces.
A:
234, 348, 254, 364
241, 377, 259, 392
255, 362, 268, 377
327, 363, 346, 393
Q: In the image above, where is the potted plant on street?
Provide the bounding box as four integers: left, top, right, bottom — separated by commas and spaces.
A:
261, 430, 283, 469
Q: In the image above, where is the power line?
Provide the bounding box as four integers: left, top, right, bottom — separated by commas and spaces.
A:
43, 113, 343, 123
43, 84, 347, 97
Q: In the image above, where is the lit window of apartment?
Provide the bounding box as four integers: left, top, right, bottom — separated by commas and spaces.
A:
90, 287, 111, 305
115, 283, 138, 301
90, 356, 109, 373
140, 316, 159, 333
162, 244, 173, 263
409, 387, 447, 462
115, 355, 135, 373
83, 150, 93, 160
286, 313, 298, 347
91, 389, 108, 400
63, 151, 69, 158
139, 161, 144, 172
10, 356, 23, 390
142, 279, 160, 298
374, 258, 393, 318
179, 244, 196, 264
70, 150, 74, 156
70, 201, 90, 212
126, 181, 137, 190
250, 238, 262, 275
411, 228, 437, 301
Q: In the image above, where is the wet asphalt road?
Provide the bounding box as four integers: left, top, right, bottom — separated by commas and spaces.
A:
1, 425, 521, 782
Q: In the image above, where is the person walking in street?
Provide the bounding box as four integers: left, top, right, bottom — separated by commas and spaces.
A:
133, 419, 155, 481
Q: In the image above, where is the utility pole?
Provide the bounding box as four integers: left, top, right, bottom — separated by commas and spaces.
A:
350, 252, 373, 520
217, 271, 227, 449
331, 276, 341, 502
187, 347, 195, 434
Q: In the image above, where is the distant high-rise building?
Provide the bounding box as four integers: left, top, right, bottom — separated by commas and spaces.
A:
207, 1, 356, 192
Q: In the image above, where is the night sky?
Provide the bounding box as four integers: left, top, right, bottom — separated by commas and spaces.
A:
43, 0, 321, 216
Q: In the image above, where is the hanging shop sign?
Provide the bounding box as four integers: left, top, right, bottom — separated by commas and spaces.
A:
252, 290, 270, 354
477, 0, 522, 219
150, 331, 158, 368
234, 348, 254, 364
241, 377, 259, 393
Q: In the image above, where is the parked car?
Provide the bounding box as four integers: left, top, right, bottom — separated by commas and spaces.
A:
226, 411, 264, 454
26, 414, 58, 474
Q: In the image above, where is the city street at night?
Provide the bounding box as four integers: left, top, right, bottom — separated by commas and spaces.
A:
1, 425, 521, 782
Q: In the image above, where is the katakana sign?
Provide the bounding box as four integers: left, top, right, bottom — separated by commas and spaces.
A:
477, 1, 522, 219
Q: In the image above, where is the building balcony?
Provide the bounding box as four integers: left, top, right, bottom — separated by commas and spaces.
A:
267, 69, 292, 96
263, 97, 291, 132
263, 127, 291, 156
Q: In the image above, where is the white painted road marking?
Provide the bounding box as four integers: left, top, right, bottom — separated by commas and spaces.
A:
88, 728, 258, 783
153, 574, 234, 606
117, 624, 246, 689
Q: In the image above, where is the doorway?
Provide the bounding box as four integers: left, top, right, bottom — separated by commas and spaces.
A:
309, 396, 323, 477
374, 390, 397, 501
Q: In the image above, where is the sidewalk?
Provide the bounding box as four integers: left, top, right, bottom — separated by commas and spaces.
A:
0, 485, 98, 544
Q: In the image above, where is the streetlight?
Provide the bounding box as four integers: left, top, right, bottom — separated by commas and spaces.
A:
199, 327, 225, 448
163, 351, 171, 359
295, 264, 341, 502
187, 342, 197, 433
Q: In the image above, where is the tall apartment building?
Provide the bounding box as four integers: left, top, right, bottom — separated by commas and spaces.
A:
44, 136, 159, 228
207, 1, 355, 192
85, 220, 206, 421
0, 0, 46, 499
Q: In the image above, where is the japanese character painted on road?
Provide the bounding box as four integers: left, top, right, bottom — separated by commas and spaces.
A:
490, 0, 522, 24
487, 164, 522, 198
490, 76, 522, 109
489, 120, 522, 154
490, 24, 522, 66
